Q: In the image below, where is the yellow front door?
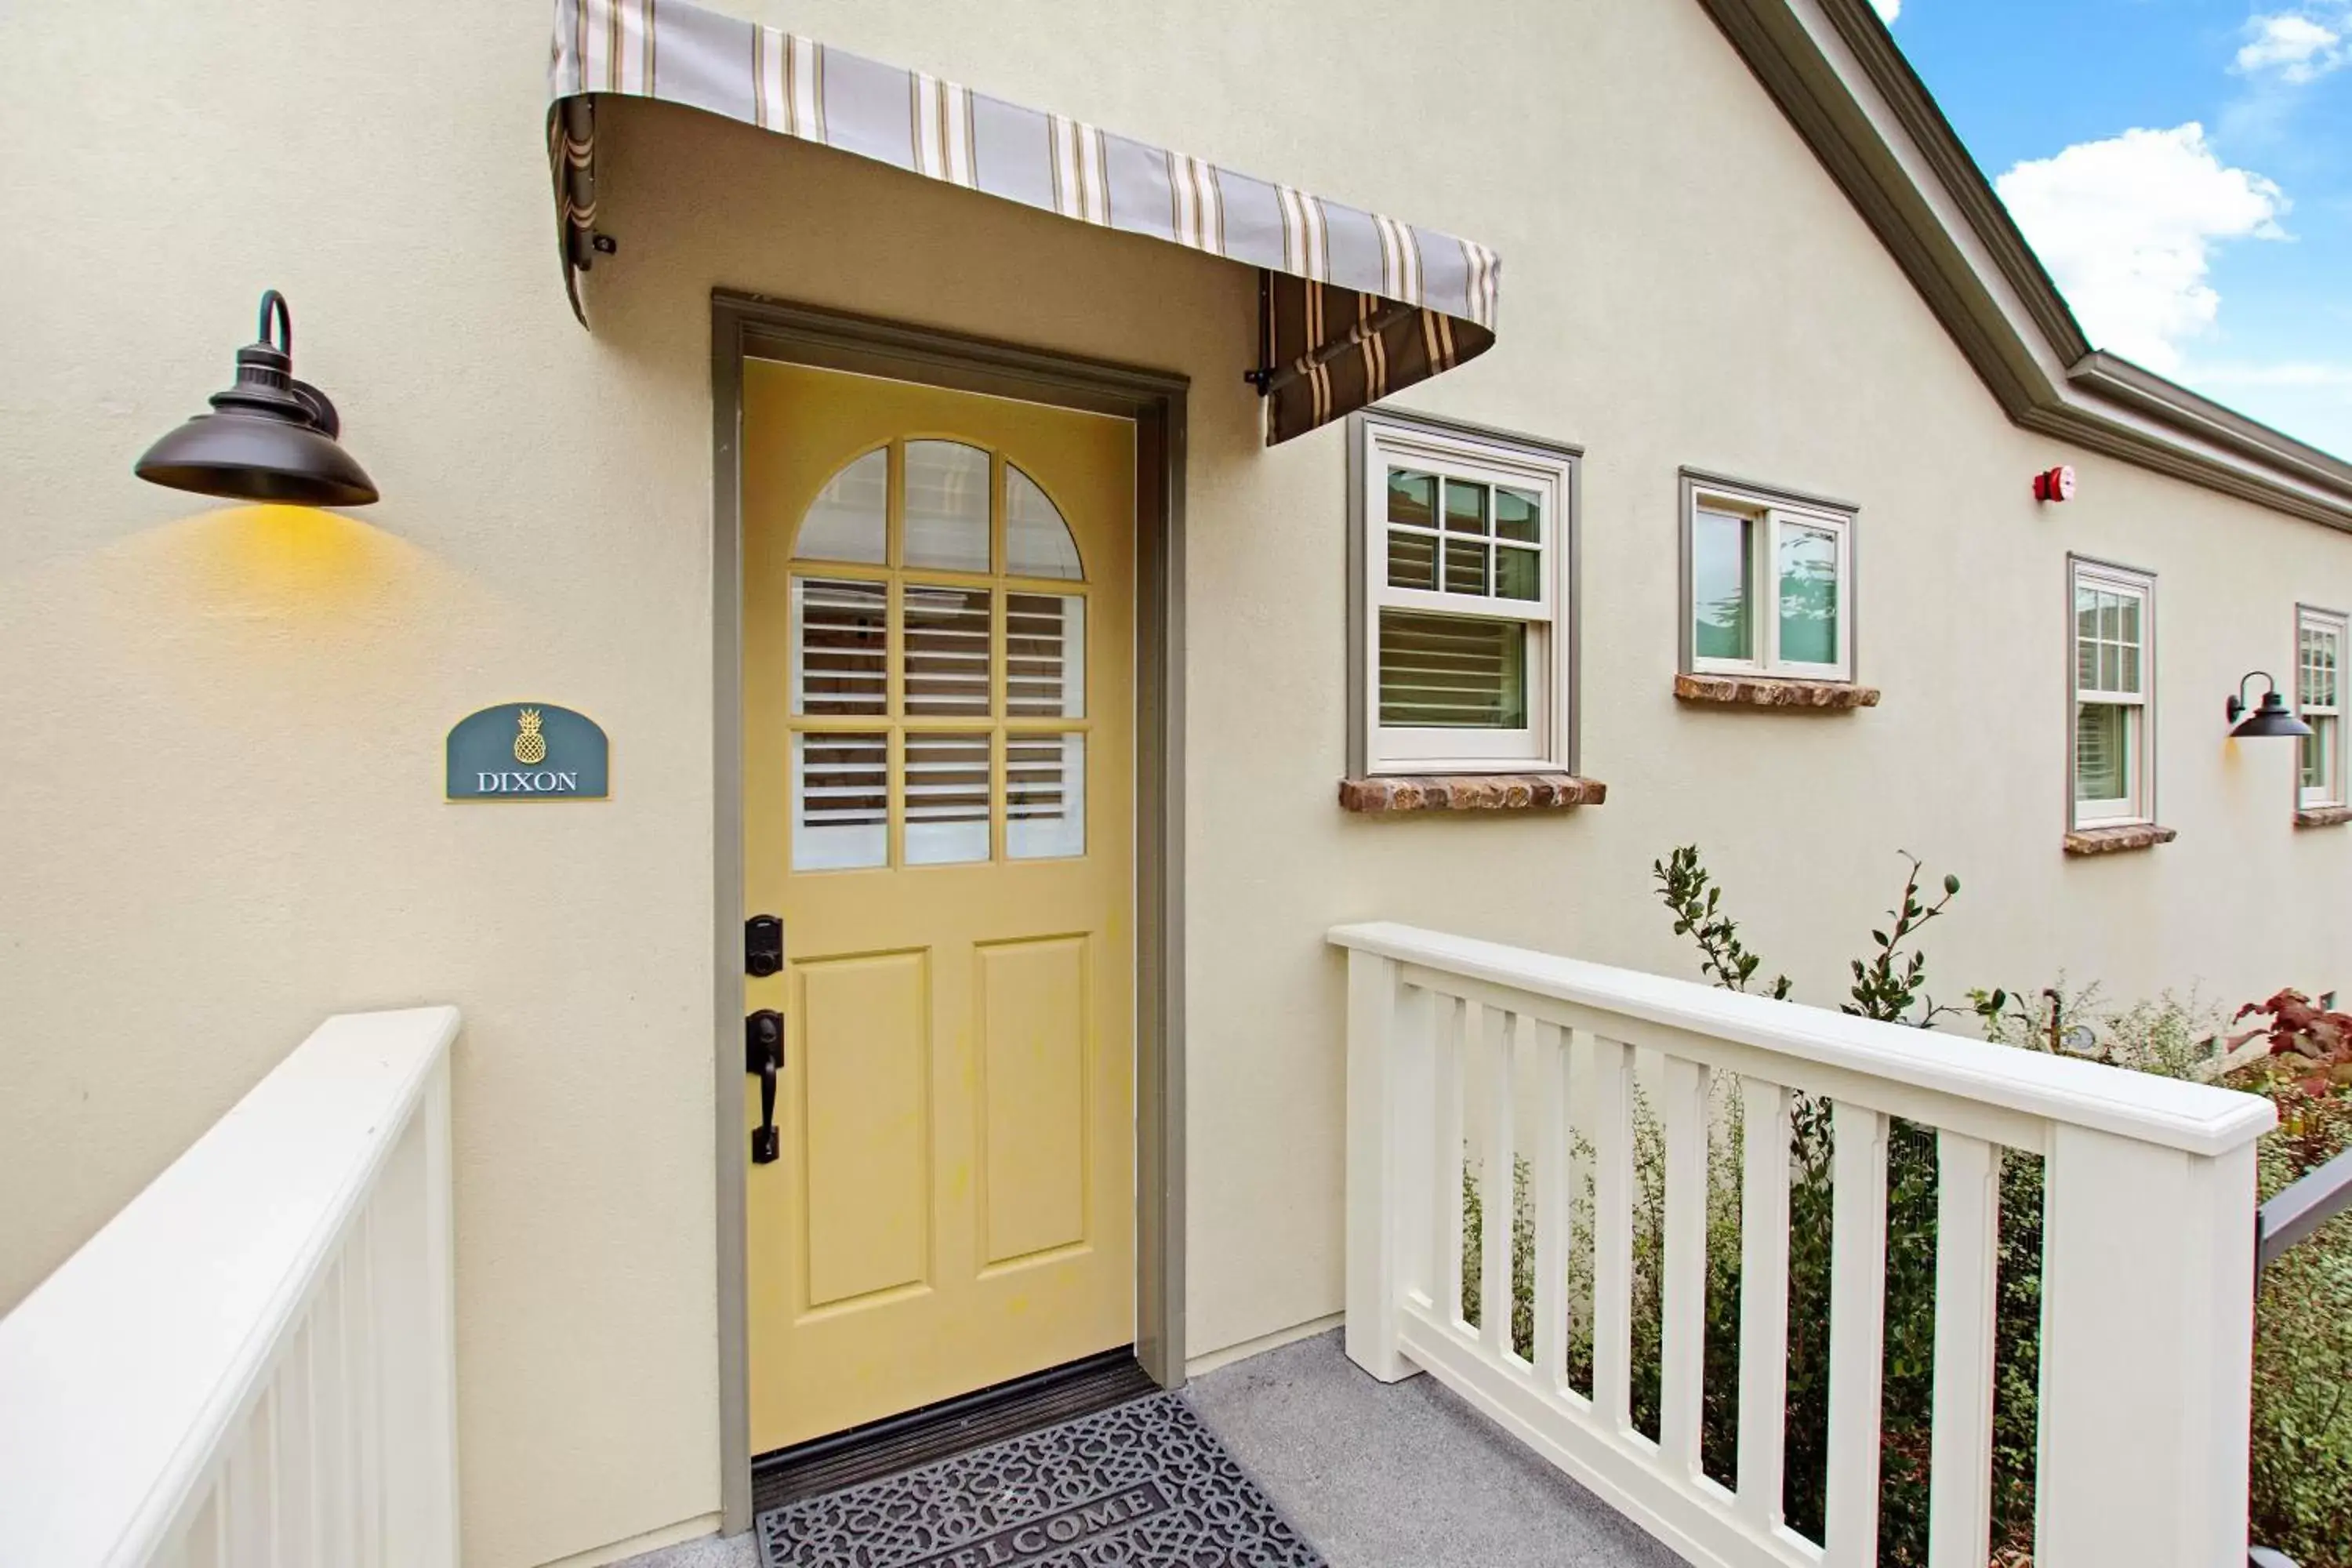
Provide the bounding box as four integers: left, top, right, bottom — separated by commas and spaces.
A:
740, 360, 1137, 1454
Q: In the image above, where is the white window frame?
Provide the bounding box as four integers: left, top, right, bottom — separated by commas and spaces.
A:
2069, 557, 2157, 830
1352, 414, 1577, 776
1682, 476, 1856, 683
2297, 604, 2347, 811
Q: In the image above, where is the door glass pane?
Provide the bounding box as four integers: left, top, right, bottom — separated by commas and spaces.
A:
904, 441, 992, 572
1378, 610, 1526, 728
1494, 487, 1541, 543
1387, 528, 1438, 590
1693, 509, 1751, 661
1007, 593, 1086, 718
1777, 524, 1839, 666
792, 578, 887, 716
1006, 465, 1083, 580
1007, 733, 1086, 860
1442, 538, 1489, 597
793, 732, 887, 870
1444, 479, 1489, 535
904, 585, 993, 716
2074, 702, 2130, 807
1495, 545, 1541, 602
1388, 469, 1438, 528
903, 732, 991, 866
794, 448, 887, 564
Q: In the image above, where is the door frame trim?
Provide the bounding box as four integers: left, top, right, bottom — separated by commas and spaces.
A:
709, 292, 1189, 1535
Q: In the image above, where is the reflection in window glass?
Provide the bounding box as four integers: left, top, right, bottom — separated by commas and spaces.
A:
1777, 524, 1840, 666
795, 448, 887, 564
1494, 487, 1541, 543
1007, 733, 1086, 859
1443, 536, 1488, 596
793, 732, 888, 870
1444, 479, 1489, 535
1692, 510, 1751, 661
905, 441, 992, 572
1388, 469, 1437, 528
1495, 545, 1541, 602
1007, 466, 1083, 580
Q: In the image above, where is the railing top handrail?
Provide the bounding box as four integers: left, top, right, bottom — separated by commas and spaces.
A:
0, 1005, 460, 1568
1331, 922, 2274, 1157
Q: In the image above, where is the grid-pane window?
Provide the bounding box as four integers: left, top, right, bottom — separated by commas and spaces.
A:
1686, 484, 1854, 681
1361, 419, 1573, 774
2071, 560, 2154, 828
2299, 608, 2346, 809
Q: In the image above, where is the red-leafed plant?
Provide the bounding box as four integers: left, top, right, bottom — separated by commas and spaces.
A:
2229, 989, 2352, 1098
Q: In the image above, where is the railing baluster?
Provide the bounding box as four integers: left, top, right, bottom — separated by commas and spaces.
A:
1532, 1020, 1571, 1389
1658, 1054, 1711, 1479
1928, 1131, 1999, 1568
1433, 994, 1468, 1329
1736, 1078, 1793, 1533
1825, 1101, 1890, 1568
1482, 1007, 1519, 1359
1591, 1034, 1635, 1433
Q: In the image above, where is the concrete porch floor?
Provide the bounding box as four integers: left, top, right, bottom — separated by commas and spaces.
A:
622, 1328, 1682, 1568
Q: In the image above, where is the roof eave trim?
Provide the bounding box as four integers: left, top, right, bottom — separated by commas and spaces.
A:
1699, 0, 2352, 529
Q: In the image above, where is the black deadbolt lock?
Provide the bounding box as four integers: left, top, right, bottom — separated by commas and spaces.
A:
746, 1010, 784, 1165
745, 913, 783, 977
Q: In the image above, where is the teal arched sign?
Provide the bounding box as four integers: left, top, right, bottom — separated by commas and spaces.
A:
446, 702, 609, 800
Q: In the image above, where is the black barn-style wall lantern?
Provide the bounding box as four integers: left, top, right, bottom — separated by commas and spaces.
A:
2227, 672, 2314, 739
134, 291, 379, 507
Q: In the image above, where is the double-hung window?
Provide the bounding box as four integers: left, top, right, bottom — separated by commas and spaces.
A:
2298, 606, 2346, 810
1354, 414, 1576, 775
2071, 558, 2156, 828
1682, 475, 1855, 681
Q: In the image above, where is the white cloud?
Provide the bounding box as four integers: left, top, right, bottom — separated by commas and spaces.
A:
1870, 0, 1901, 21
1994, 124, 2288, 373
2234, 10, 2348, 84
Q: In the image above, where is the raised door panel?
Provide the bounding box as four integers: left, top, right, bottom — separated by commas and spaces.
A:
797, 949, 931, 1312
977, 936, 1091, 1269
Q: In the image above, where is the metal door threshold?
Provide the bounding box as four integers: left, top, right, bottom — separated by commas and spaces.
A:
750, 1347, 1158, 1515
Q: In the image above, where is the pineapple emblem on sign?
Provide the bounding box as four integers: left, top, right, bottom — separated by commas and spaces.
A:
513, 708, 548, 765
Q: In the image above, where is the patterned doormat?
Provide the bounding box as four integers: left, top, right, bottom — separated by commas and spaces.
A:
757, 1392, 1326, 1567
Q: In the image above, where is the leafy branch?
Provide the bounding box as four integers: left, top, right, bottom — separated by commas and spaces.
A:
1651, 845, 1791, 998
1842, 851, 1962, 1028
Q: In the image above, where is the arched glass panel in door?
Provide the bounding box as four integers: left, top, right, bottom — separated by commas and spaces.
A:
787, 440, 1091, 870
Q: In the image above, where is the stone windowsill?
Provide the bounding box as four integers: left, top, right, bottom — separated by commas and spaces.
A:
1675, 672, 1882, 710
2296, 804, 2352, 829
2063, 822, 2179, 856
1339, 774, 1608, 814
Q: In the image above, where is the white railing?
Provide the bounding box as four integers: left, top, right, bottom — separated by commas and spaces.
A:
1334, 923, 2274, 1568
0, 1007, 462, 1568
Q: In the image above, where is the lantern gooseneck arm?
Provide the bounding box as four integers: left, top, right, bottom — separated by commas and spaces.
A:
2241, 671, 2279, 707
257, 289, 292, 357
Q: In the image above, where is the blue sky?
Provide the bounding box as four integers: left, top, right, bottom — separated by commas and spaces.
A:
1875, 0, 2352, 459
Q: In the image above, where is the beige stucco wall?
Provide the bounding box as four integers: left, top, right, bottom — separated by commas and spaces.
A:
4, 2, 2348, 1564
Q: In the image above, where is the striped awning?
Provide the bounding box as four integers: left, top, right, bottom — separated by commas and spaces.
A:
547, 0, 1500, 445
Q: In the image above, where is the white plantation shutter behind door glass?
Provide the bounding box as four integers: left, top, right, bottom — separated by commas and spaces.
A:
793, 732, 888, 869
792, 578, 888, 716
903, 731, 991, 865
1007, 593, 1085, 718
904, 585, 993, 715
